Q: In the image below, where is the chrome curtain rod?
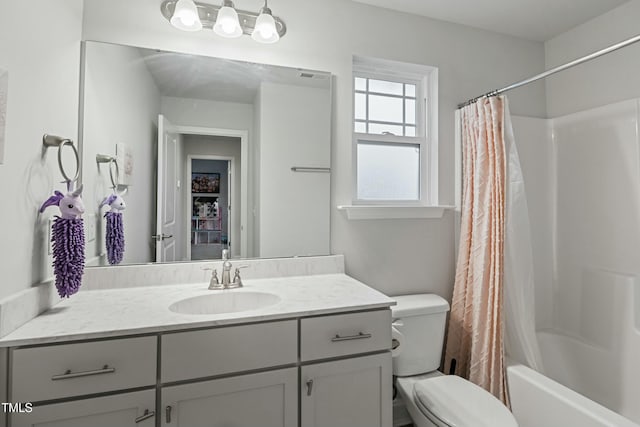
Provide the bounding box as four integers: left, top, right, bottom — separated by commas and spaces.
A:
457, 33, 640, 109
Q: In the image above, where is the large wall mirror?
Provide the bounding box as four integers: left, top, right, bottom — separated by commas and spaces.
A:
80, 41, 332, 267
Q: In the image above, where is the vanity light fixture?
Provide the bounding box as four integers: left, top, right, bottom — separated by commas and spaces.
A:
213, 0, 242, 38
251, 1, 279, 44
161, 0, 286, 43
170, 0, 203, 31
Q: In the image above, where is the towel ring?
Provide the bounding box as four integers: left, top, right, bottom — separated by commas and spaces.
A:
42, 134, 80, 183
96, 154, 120, 189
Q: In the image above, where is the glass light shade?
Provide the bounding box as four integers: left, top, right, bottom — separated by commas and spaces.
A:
213, 6, 243, 38
252, 12, 279, 43
170, 0, 202, 32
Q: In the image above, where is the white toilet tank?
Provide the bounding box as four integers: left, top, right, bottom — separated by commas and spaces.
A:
391, 294, 450, 377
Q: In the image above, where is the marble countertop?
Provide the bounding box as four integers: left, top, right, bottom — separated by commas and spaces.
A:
0, 274, 395, 347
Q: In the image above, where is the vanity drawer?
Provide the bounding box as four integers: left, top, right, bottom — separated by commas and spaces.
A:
161, 320, 297, 383
300, 309, 391, 361
11, 336, 157, 403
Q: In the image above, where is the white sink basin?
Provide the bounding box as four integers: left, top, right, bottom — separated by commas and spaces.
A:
169, 291, 281, 315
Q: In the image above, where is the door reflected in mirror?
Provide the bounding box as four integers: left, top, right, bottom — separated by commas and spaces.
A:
80, 41, 332, 267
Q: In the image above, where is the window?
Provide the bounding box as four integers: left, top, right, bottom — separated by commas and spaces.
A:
354, 77, 418, 137
352, 57, 437, 205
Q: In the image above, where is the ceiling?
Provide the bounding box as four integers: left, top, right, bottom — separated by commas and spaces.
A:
139, 48, 330, 104
352, 0, 630, 41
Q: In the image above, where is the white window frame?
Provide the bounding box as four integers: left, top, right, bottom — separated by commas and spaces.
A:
351, 56, 438, 207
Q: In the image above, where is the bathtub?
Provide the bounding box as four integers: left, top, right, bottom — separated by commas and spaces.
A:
507, 363, 639, 427
527, 270, 640, 424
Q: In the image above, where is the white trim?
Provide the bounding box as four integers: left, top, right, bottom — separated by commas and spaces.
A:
175, 125, 248, 259
337, 205, 453, 220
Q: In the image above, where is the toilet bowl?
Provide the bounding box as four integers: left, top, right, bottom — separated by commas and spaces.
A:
391, 294, 518, 427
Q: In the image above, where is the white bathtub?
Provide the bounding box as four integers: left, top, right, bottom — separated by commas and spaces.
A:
507, 363, 639, 427
529, 270, 640, 424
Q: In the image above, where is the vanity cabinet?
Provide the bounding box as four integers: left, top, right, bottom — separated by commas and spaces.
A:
161, 368, 297, 427
11, 390, 155, 427
6, 309, 392, 427
11, 336, 156, 403
301, 353, 392, 427
161, 320, 297, 383
299, 310, 392, 427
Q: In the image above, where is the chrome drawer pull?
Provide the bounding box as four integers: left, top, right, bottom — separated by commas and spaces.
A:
51, 365, 115, 381
306, 379, 314, 396
135, 409, 155, 423
166, 406, 172, 423
331, 332, 372, 342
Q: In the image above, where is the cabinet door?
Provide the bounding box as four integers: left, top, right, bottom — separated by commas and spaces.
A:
11, 390, 155, 427
162, 368, 297, 427
301, 353, 392, 427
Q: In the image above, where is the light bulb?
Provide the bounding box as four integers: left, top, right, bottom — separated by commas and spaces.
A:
214, 5, 242, 38
170, 0, 202, 32
252, 9, 279, 44
259, 25, 274, 39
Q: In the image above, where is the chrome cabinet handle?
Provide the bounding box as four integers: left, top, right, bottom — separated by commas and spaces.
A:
166, 406, 172, 423
51, 365, 115, 381
306, 379, 314, 396
331, 332, 372, 342
134, 409, 155, 423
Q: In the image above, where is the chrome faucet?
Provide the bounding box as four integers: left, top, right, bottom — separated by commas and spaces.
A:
221, 249, 233, 287
209, 249, 244, 289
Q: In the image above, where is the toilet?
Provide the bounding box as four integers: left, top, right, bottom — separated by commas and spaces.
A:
392, 294, 518, 427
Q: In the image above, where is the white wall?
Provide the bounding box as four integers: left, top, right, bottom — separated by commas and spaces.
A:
160, 97, 254, 131
0, 1, 83, 300
545, 1, 640, 118
257, 82, 331, 258
82, 0, 546, 297
82, 42, 161, 265
183, 135, 242, 258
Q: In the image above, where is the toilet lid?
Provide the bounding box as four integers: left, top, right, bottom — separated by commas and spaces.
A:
413, 375, 518, 427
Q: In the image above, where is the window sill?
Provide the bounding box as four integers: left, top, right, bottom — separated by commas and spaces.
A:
337, 205, 454, 220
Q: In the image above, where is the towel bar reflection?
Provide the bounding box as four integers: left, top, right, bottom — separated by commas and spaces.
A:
291, 167, 331, 173
96, 154, 120, 189
42, 134, 80, 183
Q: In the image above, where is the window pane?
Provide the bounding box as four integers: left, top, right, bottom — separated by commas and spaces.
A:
357, 142, 420, 200
405, 84, 416, 97
369, 94, 403, 123
369, 79, 403, 95
354, 121, 366, 133
355, 93, 366, 120
368, 123, 403, 136
405, 99, 416, 125
405, 126, 416, 137
355, 77, 367, 91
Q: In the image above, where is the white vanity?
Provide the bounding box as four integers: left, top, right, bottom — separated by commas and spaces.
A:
0, 261, 394, 427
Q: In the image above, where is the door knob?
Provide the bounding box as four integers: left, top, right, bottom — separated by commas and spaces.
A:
151, 234, 174, 241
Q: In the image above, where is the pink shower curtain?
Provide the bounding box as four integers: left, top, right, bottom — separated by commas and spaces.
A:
444, 96, 509, 405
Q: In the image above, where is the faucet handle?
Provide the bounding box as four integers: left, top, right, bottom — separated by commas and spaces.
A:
231, 265, 249, 288
203, 267, 223, 290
